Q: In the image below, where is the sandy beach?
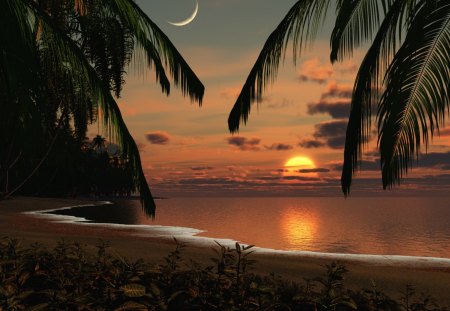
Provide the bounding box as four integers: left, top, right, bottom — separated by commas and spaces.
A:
1, 197, 449, 305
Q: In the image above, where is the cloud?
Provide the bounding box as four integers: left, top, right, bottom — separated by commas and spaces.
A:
191, 166, 214, 171
298, 168, 330, 173
438, 127, 450, 137
335, 60, 359, 75
227, 136, 261, 151
331, 151, 450, 173
145, 131, 170, 145
321, 81, 353, 99
330, 160, 379, 172
417, 152, 450, 169
307, 100, 351, 119
267, 98, 294, 109
307, 81, 354, 119
264, 143, 294, 151
298, 58, 333, 84
150, 167, 450, 196
313, 120, 348, 149
298, 139, 325, 148
299, 120, 348, 150
275, 168, 288, 173
257, 176, 321, 182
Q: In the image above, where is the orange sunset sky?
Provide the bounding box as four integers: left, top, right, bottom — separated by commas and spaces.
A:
107, 0, 450, 197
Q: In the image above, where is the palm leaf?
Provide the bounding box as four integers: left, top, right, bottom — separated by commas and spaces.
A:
106, 0, 204, 104
378, 0, 450, 189
341, 0, 406, 195
140, 38, 171, 96
228, 0, 331, 133
330, 0, 384, 63
25, 0, 157, 215
0, 0, 36, 93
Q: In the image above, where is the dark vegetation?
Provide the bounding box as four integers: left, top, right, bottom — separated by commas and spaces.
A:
1, 0, 204, 216
0, 237, 447, 310
12, 135, 135, 198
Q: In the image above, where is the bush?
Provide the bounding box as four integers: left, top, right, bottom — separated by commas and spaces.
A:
0, 237, 447, 310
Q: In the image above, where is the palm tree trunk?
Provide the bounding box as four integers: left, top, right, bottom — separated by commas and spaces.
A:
4, 113, 65, 199
0, 152, 21, 197
4, 130, 59, 199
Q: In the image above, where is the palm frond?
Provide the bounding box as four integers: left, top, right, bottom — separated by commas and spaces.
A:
330, 0, 384, 63
106, 0, 204, 104
341, 0, 405, 196
378, 0, 450, 189
26, 0, 156, 215
140, 38, 171, 96
0, 0, 36, 92
228, 0, 331, 133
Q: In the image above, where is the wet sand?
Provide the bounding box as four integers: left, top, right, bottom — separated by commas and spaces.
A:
1, 197, 449, 304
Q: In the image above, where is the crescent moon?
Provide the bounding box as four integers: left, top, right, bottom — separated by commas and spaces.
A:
168, 0, 199, 27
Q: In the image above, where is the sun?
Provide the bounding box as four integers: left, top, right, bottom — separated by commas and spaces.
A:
283, 156, 316, 177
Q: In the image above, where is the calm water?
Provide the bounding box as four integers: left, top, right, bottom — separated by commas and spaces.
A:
48, 197, 450, 258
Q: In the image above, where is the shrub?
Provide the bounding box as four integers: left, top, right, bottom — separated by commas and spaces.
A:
0, 237, 447, 310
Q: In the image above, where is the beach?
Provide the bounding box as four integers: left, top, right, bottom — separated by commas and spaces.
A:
1, 197, 449, 305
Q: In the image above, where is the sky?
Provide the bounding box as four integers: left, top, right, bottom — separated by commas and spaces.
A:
111, 0, 450, 197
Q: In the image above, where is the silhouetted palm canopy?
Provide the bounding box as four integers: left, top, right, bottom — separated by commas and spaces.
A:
92, 135, 107, 153
228, 0, 450, 194
1, 0, 204, 216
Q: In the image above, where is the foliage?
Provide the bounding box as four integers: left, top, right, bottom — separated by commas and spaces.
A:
228, 0, 450, 194
14, 135, 137, 198
0, 0, 204, 216
0, 237, 447, 310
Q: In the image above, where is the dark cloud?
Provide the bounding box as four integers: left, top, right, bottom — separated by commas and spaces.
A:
417, 152, 450, 169
298, 168, 330, 173
331, 151, 450, 173
282, 176, 320, 181
227, 136, 261, 151
264, 143, 294, 151
307, 100, 351, 119
191, 166, 214, 171
321, 82, 353, 99
146, 131, 170, 145
151, 170, 450, 197
298, 139, 325, 148
312, 120, 347, 149
178, 177, 237, 185
298, 121, 348, 149
257, 176, 320, 182
330, 160, 379, 172
275, 169, 288, 173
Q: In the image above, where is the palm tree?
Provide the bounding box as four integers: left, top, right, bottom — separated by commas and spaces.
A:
92, 135, 107, 154
1, 0, 204, 216
228, 0, 450, 195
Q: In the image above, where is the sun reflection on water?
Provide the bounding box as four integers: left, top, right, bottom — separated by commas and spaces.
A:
281, 207, 318, 250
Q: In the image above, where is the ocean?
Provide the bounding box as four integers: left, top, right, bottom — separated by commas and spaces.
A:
40, 197, 450, 259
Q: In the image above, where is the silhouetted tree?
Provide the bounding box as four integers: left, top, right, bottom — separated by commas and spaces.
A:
1, 0, 204, 215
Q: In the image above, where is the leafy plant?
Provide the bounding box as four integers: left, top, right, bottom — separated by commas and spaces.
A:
0, 237, 448, 310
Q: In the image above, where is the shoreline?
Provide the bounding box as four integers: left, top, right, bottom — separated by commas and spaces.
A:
1, 196, 450, 304
27, 201, 450, 269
